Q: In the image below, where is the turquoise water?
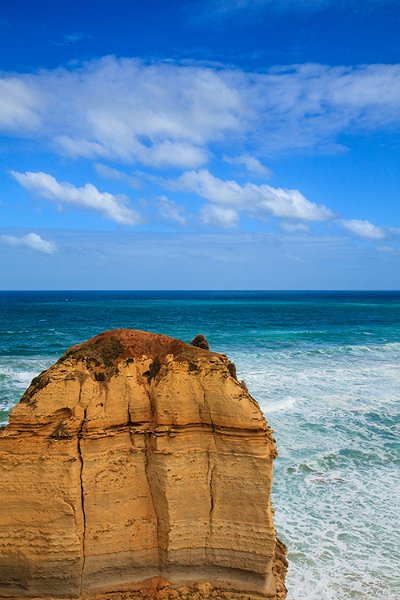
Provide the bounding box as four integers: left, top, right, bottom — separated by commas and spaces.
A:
1, 291, 399, 599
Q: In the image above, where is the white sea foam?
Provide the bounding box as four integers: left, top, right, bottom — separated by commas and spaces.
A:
0, 357, 54, 422
264, 396, 297, 413
231, 341, 400, 600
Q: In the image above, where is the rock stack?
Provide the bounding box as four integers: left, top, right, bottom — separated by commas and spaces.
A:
0, 329, 287, 599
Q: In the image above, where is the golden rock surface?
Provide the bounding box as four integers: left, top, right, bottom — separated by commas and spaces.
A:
0, 330, 287, 599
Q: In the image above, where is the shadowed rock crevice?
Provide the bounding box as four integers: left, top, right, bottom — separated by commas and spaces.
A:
76, 405, 88, 597
0, 329, 287, 599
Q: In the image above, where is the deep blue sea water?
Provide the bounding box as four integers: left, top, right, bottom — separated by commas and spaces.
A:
1, 291, 399, 600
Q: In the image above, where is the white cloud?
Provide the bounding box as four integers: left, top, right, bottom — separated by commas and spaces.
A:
248, 63, 400, 154
0, 78, 42, 131
157, 196, 187, 225
341, 218, 385, 239
94, 163, 141, 189
54, 136, 110, 160
11, 171, 141, 225
56, 135, 208, 168
1, 232, 57, 254
200, 204, 239, 228
173, 169, 332, 222
1, 57, 400, 166
1, 57, 243, 169
281, 222, 310, 233
223, 153, 272, 177
262, 185, 332, 221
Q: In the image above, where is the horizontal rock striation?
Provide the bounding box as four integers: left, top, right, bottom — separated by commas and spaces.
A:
0, 329, 287, 599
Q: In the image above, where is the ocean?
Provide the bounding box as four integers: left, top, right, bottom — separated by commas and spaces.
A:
0, 290, 399, 600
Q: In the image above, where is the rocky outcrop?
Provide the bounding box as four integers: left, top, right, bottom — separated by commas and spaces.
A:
0, 329, 287, 599
190, 335, 210, 351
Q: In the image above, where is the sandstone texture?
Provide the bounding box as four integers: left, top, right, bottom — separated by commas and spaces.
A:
0, 329, 287, 599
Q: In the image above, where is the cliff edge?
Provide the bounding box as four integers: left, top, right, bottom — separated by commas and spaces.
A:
0, 329, 287, 599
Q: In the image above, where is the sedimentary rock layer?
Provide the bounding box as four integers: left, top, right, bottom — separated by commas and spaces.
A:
0, 329, 287, 599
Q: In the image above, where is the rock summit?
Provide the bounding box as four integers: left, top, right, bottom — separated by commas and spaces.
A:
0, 329, 287, 599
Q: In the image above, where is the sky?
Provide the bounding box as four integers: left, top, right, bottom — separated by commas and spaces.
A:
0, 0, 400, 289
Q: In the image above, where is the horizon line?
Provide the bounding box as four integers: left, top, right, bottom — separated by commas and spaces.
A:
1, 289, 400, 293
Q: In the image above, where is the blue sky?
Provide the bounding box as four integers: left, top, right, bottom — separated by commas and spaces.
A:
1, 0, 399, 289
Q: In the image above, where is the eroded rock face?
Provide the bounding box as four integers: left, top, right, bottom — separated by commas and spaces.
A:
0, 330, 287, 599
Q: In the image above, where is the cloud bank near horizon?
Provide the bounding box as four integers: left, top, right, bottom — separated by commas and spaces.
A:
1, 228, 397, 290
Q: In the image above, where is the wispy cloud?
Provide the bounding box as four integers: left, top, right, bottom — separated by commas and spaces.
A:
281, 222, 310, 233
56, 135, 208, 169
94, 163, 141, 189
51, 32, 93, 47
1, 232, 57, 254
172, 169, 333, 224
157, 196, 187, 225
1, 57, 400, 165
191, 0, 395, 22
377, 245, 399, 255
200, 204, 240, 228
62, 32, 91, 45
341, 218, 386, 239
0, 78, 42, 131
223, 153, 272, 177
11, 171, 141, 225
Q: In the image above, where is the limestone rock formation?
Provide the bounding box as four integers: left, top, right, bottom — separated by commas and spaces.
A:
0, 329, 287, 599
